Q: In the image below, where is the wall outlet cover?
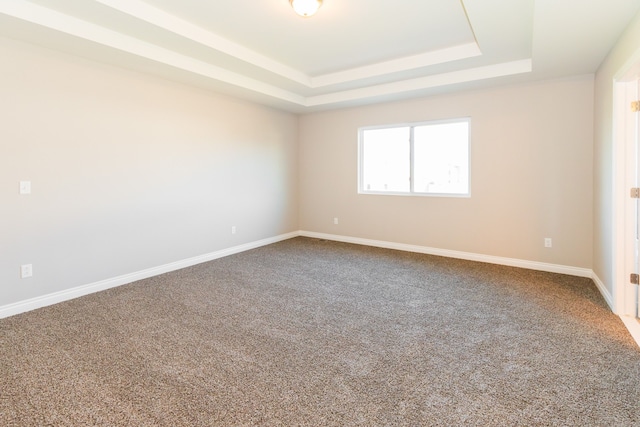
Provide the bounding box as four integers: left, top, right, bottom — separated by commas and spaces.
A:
19, 181, 31, 194
21, 264, 33, 278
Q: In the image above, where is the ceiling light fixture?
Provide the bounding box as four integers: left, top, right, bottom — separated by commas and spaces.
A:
290, 0, 323, 17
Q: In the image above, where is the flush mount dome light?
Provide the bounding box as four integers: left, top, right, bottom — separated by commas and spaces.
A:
290, 0, 323, 17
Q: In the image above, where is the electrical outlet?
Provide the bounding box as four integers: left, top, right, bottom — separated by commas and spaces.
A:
333, 217, 339, 225
231, 226, 236, 235
21, 264, 33, 278
544, 238, 552, 248
19, 181, 31, 195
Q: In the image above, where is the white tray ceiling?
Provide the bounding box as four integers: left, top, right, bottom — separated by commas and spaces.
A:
1, 0, 638, 112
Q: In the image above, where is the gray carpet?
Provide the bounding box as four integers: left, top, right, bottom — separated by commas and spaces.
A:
1, 237, 639, 426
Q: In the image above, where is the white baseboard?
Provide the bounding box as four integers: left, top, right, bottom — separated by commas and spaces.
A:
590, 272, 615, 311
591, 273, 640, 350
0, 231, 298, 319
619, 316, 640, 349
0, 230, 603, 321
299, 231, 593, 278
4, 229, 636, 348
299, 231, 640, 347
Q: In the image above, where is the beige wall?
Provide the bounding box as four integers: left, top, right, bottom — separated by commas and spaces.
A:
593, 11, 640, 301
299, 76, 594, 268
8, 11, 639, 310
0, 36, 298, 307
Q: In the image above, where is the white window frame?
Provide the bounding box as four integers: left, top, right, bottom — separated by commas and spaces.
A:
357, 117, 471, 197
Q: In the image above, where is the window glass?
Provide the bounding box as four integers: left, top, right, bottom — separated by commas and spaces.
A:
359, 118, 470, 197
413, 121, 469, 195
361, 127, 410, 193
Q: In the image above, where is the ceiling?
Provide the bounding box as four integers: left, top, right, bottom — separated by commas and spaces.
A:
1, 0, 639, 113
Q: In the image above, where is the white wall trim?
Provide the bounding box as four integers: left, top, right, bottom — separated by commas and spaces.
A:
591, 272, 615, 311
0, 231, 298, 319
619, 316, 640, 349
594, 274, 640, 349
299, 231, 593, 278
4, 229, 636, 347
299, 231, 640, 347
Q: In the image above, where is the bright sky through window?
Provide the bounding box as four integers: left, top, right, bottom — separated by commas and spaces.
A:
359, 119, 470, 196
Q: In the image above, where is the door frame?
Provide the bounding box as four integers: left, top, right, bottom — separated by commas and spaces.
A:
613, 51, 640, 341
616, 77, 638, 316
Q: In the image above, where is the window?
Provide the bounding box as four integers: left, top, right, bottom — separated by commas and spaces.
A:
358, 118, 470, 196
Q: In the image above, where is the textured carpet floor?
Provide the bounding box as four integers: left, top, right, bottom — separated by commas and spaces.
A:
1, 237, 639, 426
